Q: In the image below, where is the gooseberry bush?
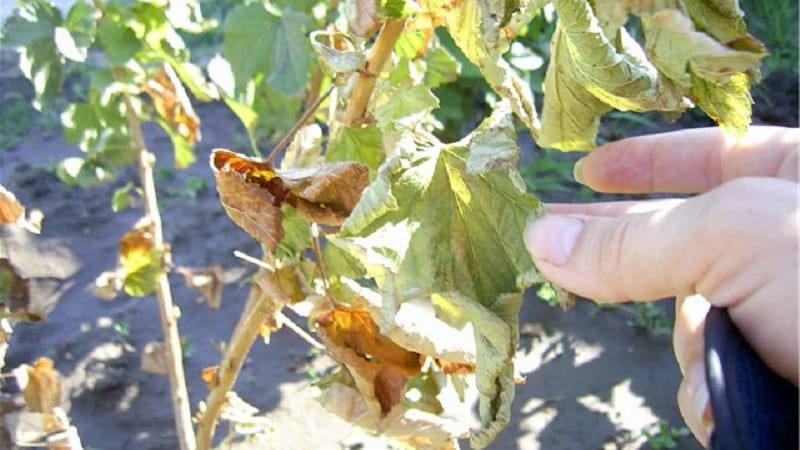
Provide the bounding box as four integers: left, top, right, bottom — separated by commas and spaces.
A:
0, 0, 764, 449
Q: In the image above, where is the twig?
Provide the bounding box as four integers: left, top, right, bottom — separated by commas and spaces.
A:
121, 93, 196, 450
277, 312, 325, 351
233, 250, 274, 272
195, 269, 286, 450
265, 85, 335, 165
343, 19, 407, 126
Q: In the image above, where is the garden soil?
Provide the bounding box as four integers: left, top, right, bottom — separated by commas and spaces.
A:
1, 67, 796, 449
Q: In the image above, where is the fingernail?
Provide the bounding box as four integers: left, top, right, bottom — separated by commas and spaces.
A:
524, 215, 584, 266
687, 362, 714, 431
573, 157, 586, 184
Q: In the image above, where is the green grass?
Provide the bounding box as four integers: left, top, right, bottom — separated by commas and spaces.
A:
0, 92, 36, 151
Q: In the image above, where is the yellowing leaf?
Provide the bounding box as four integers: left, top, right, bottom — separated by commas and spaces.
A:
118, 218, 163, 297
201, 365, 220, 389
690, 72, 752, 136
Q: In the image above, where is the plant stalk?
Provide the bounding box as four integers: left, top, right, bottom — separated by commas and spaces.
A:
122, 96, 197, 450
195, 267, 285, 450
343, 18, 406, 126
265, 85, 335, 165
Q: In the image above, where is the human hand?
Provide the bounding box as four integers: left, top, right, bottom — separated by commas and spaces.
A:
523, 126, 799, 446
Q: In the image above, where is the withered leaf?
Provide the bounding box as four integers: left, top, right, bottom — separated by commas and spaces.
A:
210, 150, 369, 251
177, 266, 224, 310
282, 162, 369, 226
0, 258, 38, 322
118, 218, 164, 297
0, 185, 23, 225
140, 342, 168, 375
0, 185, 43, 234
142, 63, 201, 168
15, 358, 61, 414
200, 365, 220, 389
314, 304, 421, 414
211, 150, 288, 251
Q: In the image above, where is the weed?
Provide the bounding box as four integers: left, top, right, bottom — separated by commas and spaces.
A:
113, 321, 132, 345
0, 92, 36, 151
642, 420, 691, 449
627, 303, 672, 337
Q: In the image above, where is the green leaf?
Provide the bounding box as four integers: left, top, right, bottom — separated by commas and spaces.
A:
326, 126, 384, 176
690, 72, 752, 137
381, 0, 407, 19
155, 117, 195, 168
335, 102, 544, 446
267, 10, 311, 95
58, 1, 99, 62
423, 45, 461, 89
374, 84, 439, 132
96, 19, 142, 64
223, 4, 311, 96
1, 0, 64, 110
112, 182, 136, 212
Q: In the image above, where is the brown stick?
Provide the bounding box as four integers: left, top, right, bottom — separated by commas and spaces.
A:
265, 85, 335, 165
343, 19, 407, 126
122, 95, 197, 450
195, 268, 286, 450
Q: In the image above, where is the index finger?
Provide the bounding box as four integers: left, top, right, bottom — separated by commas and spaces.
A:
577, 126, 799, 194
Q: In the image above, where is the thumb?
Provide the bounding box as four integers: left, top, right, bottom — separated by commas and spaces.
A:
523, 178, 794, 303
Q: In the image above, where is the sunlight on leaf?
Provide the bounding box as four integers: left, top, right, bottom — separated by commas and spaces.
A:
118, 218, 163, 297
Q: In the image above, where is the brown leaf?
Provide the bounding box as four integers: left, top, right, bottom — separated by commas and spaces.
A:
210, 150, 369, 250
16, 358, 61, 414
200, 365, 220, 389
282, 162, 369, 226
140, 342, 168, 375
142, 64, 201, 144
347, 0, 380, 38
0, 185, 43, 234
0, 185, 23, 225
0, 258, 38, 322
314, 304, 421, 414
177, 266, 224, 310
211, 150, 288, 251
433, 359, 475, 375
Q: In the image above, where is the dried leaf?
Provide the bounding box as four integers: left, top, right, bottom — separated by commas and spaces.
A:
15, 358, 61, 414
211, 150, 369, 251
345, 0, 380, 38
201, 366, 220, 389
92, 271, 121, 301
0, 185, 43, 234
140, 342, 168, 375
118, 218, 163, 297
0, 186, 23, 225
0, 258, 38, 322
142, 63, 201, 168
314, 304, 421, 414
211, 150, 289, 251
177, 266, 224, 310
282, 162, 369, 226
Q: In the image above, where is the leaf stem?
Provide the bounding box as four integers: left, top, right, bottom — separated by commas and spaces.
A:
195, 268, 286, 450
121, 93, 197, 450
343, 18, 406, 126
265, 85, 335, 165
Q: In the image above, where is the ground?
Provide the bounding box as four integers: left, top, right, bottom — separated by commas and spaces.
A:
0, 61, 797, 450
